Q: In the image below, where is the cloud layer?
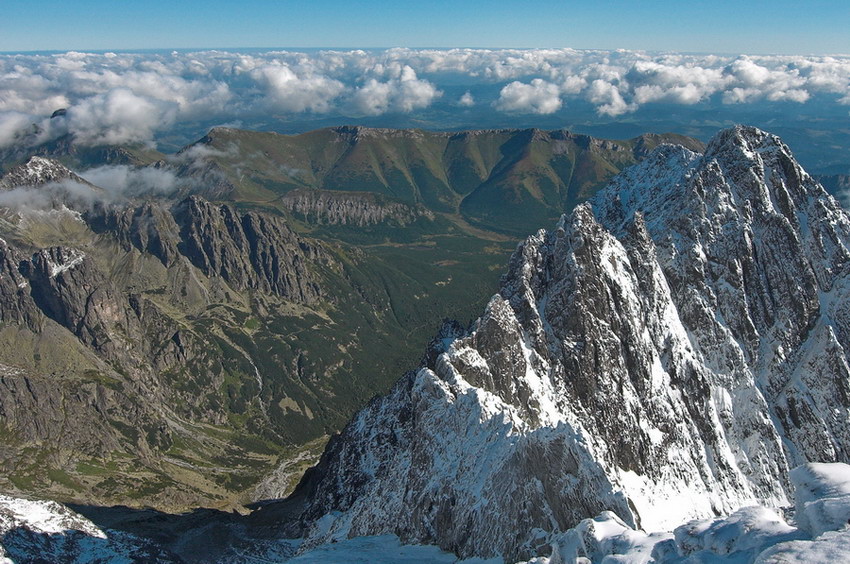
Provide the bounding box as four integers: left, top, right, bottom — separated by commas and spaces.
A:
0, 163, 183, 212
1, 48, 849, 147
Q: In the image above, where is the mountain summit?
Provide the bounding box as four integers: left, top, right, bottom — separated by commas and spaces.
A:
289, 125, 850, 560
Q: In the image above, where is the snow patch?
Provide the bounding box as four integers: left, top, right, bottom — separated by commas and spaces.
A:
47, 249, 86, 278
0, 495, 105, 539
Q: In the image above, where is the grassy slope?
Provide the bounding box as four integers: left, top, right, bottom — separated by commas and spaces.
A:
190, 127, 704, 236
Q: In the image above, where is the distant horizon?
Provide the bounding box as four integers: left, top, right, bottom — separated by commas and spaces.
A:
3, 0, 848, 54
3, 46, 850, 58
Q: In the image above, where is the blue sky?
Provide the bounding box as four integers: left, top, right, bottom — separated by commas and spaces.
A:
2, 0, 849, 54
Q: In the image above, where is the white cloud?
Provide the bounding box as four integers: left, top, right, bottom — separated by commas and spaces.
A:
0, 111, 34, 148
0, 48, 848, 148
561, 75, 587, 95
0, 163, 180, 212
350, 65, 441, 115
250, 63, 344, 113
395, 66, 442, 112
0, 181, 98, 210
495, 79, 562, 114
351, 79, 394, 116
0, 67, 70, 115
171, 141, 237, 164
770, 88, 810, 103
65, 88, 174, 146
588, 80, 635, 117
80, 164, 179, 197
627, 60, 724, 104
458, 91, 475, 107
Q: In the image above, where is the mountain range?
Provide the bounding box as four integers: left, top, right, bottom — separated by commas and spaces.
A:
1, 125, 850, 563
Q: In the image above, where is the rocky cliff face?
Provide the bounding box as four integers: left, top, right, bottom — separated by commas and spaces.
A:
19, 247, 147, 367
176, 196, 329, 303
92, 202, 181, 266
0, 240, 174, 476
279, 189, 432, 227
293, 126, 850, 560
0, 240, 39, 327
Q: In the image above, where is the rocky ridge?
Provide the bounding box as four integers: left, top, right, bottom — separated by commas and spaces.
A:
0, 161, 345, 507
279, 189, 432, 227
0, 157, 89, 191
185, 125, 705, 237
817, 173, 850, 206
290, 126, 850, 561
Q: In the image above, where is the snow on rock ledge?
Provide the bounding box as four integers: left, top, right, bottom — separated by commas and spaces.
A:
518, 463, 850, 564
790, 463, 850, 538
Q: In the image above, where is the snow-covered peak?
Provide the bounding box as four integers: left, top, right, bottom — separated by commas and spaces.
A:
703, 124, 788, 164
0, 157, 104, 213
593, 124, 844, 238
293, 126, 850, 561
0, 156, 80, 190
